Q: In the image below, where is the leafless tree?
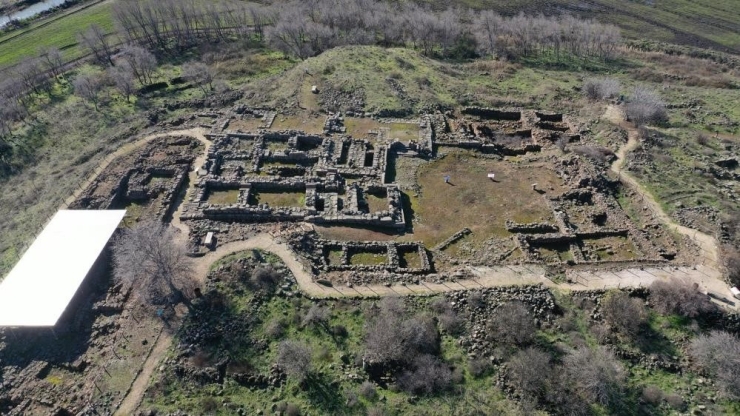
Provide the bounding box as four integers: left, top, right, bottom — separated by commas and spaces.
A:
600, 291, 647, 337
363, 297, 440, 365
118, 45, 157, 85
302, 304, 330, 329
649, 278, 716, 317
689, 331, 740, 399
487, 301, 536, 346
111, 220, 194, 306
277, 339, 313, 382
396, 354, 452, 395
78, 24, 115, 66
250, 266, 281, 291
73, 72, 105, 110
508, 347, 553, 403
583, 77, 621, 101
182, 62, 214, 94
625, 86, 668, 126
14, 57, 50, 95
108, 65, 136, 102
39, 47, 64, 79
563, 347, 626, 407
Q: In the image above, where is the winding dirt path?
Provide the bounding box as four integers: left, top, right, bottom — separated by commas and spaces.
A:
604, 105, 720, 267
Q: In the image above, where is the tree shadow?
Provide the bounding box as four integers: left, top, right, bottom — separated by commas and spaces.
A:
303, 372, 346, 413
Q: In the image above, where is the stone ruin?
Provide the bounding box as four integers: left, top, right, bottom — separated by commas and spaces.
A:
170, 104, 689, 284
70, 136, 202, 221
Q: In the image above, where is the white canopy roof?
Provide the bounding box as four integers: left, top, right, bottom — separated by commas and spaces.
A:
0, 210, 125, 327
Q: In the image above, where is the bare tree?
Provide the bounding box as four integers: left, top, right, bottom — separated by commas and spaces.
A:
583, 77, 621, 101
625, 86, 668, 126
396, 354, 452, 395
563, 347, 626, 407
277, 339, 313, 382
508, 347, 553, 404
111, 220, 194, 306
182, 62, 214, 94
649, 278, 716, 317
486, 301, 536, 346
302, 304, 330, 329
39, 47, 64, 79
78, 24, 115, 66
108, 65, 136, 102
601, 291, 647, 337
689, 331, 740, 399
14, 57, 51, 95
73, 72, 105, 110
118, 45, 157, 85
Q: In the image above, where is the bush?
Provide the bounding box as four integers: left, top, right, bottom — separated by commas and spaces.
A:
487, 301, 536, 346
689, 331, 740, 399
508, 347, 552, 403
266, 318, 286, 338
200, 397, 218, 413
625, 86, 668, 126
277, 340, 313, 382
641, 385, 664, 405
438, 310, 466, 336
572, 145, 615, 163
468, 358, 492, 378
563, 347, 626, 407
583, 77, 621, 101
250, 266, 281, 291
397, 354, 453, 395
601, 291, 647, 337
359, 381, 377, 399
302, 304, 330, 329
649, 278, 716, 317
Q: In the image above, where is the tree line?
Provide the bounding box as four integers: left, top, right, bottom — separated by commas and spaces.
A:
109, 0, 621, 61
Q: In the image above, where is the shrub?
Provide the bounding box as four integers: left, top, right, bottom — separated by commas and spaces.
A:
200, 397, 218, 413
397, 354, 453, 395
689, 331, 740, 399
277, 340, 313, 382
250, 266, 281, 290
601, 291, 647, 337
438, 311, 466, 336
563, 347, 626, 407
696, 133, 709, 146
665, 393, 686, 411
572, 145, 615, 163
265, 318, 286, 338
359, 381, 377, 399
302, 304, 330, 329
642, 385, 665, 405
468, 358, 492, 378
487, 301, 536, 346
625, 86, 668, 126
649, 278, 716, 317
583, 77, 621, 101
508, 347, 552, 403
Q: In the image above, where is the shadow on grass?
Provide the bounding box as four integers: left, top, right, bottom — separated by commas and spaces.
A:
303, 372, 346, 413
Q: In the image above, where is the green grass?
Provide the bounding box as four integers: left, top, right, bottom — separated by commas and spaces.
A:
206, 189, 240, 205
348, 250, 387, 266
251, 191, 305, 208
0, 1, 114, 68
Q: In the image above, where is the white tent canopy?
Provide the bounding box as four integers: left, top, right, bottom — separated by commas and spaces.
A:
0, 210, 125, 327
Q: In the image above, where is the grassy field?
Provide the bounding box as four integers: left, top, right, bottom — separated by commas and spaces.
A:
0, 0, 114, 68
406, 150, 563, 248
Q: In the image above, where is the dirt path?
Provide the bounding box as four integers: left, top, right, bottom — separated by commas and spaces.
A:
604, 105, 720, 266
114, 330, 171, 416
